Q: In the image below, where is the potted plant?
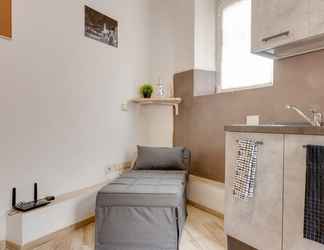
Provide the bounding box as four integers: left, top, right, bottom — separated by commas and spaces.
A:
140, 84, 154, 98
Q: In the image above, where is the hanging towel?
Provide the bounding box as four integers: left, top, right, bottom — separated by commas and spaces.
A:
232, 138, 258, 200
304, 145, 324, 245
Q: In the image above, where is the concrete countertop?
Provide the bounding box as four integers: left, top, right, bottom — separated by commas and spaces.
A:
224, 124, 324, 136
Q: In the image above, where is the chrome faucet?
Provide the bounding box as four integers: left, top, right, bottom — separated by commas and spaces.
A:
286, 105, 322, 127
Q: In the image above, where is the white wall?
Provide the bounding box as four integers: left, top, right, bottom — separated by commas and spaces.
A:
0, 0, 220, 242
0, 215, 5, 242
6, 183, 107, 245
149, 0, 195, 80
0, 0, 151, 241
194, 0, 216, 71
142, 0, 217, 146
188, 175, 225, 214
140, 0, 195, 147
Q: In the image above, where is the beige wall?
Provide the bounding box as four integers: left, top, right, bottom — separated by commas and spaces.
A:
174, 50, 324, 182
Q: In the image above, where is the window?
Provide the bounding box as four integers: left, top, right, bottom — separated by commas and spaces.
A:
216, 0, 273, 91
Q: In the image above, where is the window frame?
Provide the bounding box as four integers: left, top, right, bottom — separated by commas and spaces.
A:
215, 0, 273, 93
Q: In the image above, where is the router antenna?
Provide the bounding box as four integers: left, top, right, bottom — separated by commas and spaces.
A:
34, 183, 38, 202
12, 188, 16, 208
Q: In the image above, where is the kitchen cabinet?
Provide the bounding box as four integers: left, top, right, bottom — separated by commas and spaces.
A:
225, 128, 324, 250
251, 0, 324, 59
283, 135, 324, 250
251, 0, 308, 53
224, 132, 284, 250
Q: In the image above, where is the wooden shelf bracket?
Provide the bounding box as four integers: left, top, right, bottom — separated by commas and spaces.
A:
130, 97, 182, 116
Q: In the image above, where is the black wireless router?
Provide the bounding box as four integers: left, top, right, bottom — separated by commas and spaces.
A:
12, 183, 55, 212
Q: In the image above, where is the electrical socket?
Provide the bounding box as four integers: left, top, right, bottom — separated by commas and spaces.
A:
246, 115, 260, 126
104, 165, 114, 175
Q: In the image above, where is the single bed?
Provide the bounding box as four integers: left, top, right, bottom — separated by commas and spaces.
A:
95, 147, 190, 250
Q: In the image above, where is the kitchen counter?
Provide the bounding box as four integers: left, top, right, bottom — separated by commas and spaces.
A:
224, 124, 324, 136
225, 125, 324, 250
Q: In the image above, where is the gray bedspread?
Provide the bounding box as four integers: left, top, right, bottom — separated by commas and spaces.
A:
96, 170, 187, 250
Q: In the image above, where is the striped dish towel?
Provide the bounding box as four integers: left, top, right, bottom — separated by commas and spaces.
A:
233, 138, 258, 200
304, 145, 324, 245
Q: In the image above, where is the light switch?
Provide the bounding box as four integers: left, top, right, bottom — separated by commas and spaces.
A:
121, 102, 128, 111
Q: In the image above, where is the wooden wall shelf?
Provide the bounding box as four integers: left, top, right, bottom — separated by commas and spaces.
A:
130, 97, 182, 115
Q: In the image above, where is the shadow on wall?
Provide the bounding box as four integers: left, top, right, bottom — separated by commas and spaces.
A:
174, 50, 324, 183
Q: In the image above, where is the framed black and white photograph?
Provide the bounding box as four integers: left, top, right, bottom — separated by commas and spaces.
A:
85, 6, 118, 47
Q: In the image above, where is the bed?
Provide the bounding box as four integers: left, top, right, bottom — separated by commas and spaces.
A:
95, 147, 190, 250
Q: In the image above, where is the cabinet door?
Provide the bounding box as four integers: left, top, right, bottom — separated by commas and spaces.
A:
283, 135, 324, 250
309, 0, 324, 36
224, 132, 283, 250
251, 0, 309, 52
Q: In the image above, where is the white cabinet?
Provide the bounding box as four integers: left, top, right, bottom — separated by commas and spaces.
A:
224, 132, 284, 250
251, 0, 324, 59
251, 0, 308, 53
283, 135, 324, 250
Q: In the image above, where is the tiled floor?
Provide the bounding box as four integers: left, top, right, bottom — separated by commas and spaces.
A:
7, 206, 226, 250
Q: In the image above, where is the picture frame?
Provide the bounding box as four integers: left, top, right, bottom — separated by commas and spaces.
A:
85, 6, 118, 47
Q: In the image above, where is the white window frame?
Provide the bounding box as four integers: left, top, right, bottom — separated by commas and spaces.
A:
215, 0, 273, 93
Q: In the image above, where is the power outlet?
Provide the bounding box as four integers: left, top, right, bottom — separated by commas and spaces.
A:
246, 115, 260, 125
104, 165, 114, 175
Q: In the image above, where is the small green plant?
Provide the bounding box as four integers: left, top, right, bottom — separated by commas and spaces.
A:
140, 83, 154, 98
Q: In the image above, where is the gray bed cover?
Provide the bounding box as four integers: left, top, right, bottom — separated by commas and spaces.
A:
96, 170, 187, 250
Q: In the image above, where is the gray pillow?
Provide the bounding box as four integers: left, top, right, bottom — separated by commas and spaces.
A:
134, 146, 186, 170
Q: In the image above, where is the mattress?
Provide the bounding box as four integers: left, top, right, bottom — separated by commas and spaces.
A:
96, 170, 187, 250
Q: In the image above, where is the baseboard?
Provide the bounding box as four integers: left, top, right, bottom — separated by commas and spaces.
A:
5, 161, 131, 247
6, 216, 95, 250
188, 200, 224, 219
0, 241, 6, 250
227, 235, 257, 250
110, 161, 132, 172
5, 241, 19, 250
188, 175, 225, 215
